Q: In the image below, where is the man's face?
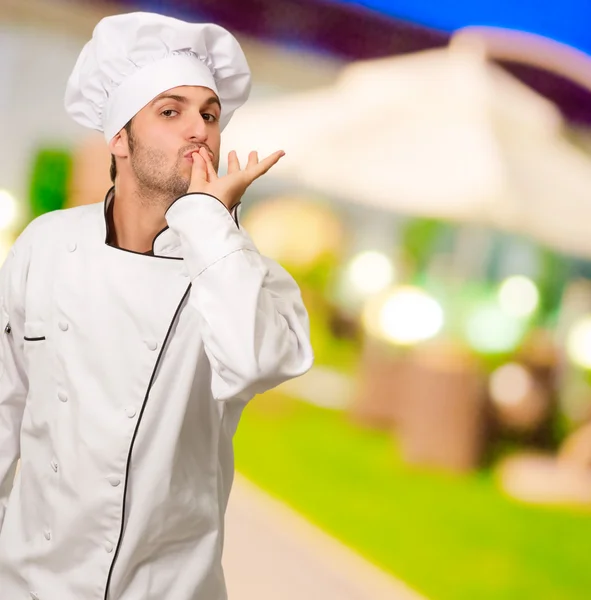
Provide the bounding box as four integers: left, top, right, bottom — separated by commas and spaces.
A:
122, 85, 222, 202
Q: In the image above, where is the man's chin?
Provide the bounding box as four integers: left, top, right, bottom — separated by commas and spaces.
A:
173, 177, 191, 199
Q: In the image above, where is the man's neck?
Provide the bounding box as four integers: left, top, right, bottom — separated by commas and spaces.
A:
109, 180, 170, 254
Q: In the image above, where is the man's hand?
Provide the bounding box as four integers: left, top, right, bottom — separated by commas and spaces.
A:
187, 147, 285, 211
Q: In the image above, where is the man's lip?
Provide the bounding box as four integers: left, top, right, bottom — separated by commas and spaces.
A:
184, 148, 212, 159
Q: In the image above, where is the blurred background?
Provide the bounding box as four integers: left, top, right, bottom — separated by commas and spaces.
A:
2, 0, 591, 598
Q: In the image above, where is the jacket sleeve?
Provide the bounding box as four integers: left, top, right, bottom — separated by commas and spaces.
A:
0, 238, 29, 532
165, 193, 314, 402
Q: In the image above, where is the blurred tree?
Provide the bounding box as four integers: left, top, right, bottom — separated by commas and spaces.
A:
400, 217, 449, 277
29, 148, 72, 220
537, 249, 572, 326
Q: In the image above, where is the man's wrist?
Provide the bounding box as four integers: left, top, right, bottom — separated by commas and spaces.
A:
166, 192, 230, 216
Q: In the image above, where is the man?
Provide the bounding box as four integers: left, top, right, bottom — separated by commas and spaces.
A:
0, 12, 313, 600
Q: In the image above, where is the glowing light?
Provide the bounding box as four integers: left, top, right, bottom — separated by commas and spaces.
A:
465, 303, 525, 354
567, 316, 591, 369
498, 275, 539, 318
241, 197, 343, 268
363, 286, 444, 346
347, 251, 394, 296
0, 190, 18, 231
489, 363, 533, 407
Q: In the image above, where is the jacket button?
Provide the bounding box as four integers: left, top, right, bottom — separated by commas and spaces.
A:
30, 593, 40, 600
108, 476, 121, 487
50, 460, 58, 473
58, 321, 69, 331
105, 541, 114, 553
44, 529, 51, 541
58, 391, 68, 403
67, 242, 77, 252
145, 339, 158, 351
125, 407, 136, 419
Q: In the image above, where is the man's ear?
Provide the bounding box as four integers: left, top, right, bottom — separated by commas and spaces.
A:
108, 129, 130, 159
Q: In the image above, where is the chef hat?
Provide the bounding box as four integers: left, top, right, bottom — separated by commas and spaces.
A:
64, 12, 251, 141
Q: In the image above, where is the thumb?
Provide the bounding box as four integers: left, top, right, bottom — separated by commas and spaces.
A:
189, 151, 209, 190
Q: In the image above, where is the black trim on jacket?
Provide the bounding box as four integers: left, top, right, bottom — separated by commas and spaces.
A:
102, 283, 192, 599
102, 187, 182, 261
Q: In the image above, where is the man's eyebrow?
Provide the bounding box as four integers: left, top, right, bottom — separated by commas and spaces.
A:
150, 94, 189, 106
150, 94, 221, 110
203, 96, 221, 111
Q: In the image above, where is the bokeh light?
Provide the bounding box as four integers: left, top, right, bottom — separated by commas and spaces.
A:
363, 285, 444, 345
465, 303, 526, 354
498, 275, 540, 318
346, 250, 394, 296
489, 363, 533, 407
0, 190, 18, 231
242, 196, 343, 268
566, 316, 591, 369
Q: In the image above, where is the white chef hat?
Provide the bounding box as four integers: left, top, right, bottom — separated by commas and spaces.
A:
64, 12, 251, 141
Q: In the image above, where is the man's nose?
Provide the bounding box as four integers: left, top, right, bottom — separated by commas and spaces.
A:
188, 115, 208, 142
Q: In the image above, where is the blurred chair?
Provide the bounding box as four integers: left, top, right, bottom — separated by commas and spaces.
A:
488, 331, 560, 449
350, 339, 412, 429
497, 421, 591, 507
397, 342, 487, 472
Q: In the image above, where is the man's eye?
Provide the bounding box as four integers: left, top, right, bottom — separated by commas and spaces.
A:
161, 109, 178, 118
202, 113, 218, 123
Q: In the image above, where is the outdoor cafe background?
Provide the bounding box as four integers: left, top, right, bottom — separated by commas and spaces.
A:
1, 0, 591, 599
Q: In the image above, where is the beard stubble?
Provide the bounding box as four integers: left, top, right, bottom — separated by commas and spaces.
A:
127, 130, 219, 209
129, 140, 189, 207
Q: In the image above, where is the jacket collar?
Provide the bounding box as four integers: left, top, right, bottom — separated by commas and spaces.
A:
103, 187, 183, 259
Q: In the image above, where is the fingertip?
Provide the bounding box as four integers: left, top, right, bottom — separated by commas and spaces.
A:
191, 151, 206, 169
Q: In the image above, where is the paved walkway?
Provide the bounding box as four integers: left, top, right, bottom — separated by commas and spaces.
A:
223, 475, 428, 600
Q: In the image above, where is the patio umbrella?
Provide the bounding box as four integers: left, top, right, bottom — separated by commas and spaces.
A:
223, 39, 591, 259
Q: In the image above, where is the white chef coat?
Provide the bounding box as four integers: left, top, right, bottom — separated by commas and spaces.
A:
0, 189, 313, 600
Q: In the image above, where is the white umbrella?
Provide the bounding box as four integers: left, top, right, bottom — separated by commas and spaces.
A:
223, 39, 591, 259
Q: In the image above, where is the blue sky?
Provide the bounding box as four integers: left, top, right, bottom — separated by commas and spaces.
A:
331, 0, 591, 56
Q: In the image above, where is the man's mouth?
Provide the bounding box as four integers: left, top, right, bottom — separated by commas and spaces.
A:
183, 147, 213, 161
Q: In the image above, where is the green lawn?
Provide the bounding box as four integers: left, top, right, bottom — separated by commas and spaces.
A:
234, 392, 591, 600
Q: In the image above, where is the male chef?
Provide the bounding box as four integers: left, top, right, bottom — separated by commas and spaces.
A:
0, 11, 313, 600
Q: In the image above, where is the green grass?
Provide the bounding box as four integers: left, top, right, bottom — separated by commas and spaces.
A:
234, 393, 591, 600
